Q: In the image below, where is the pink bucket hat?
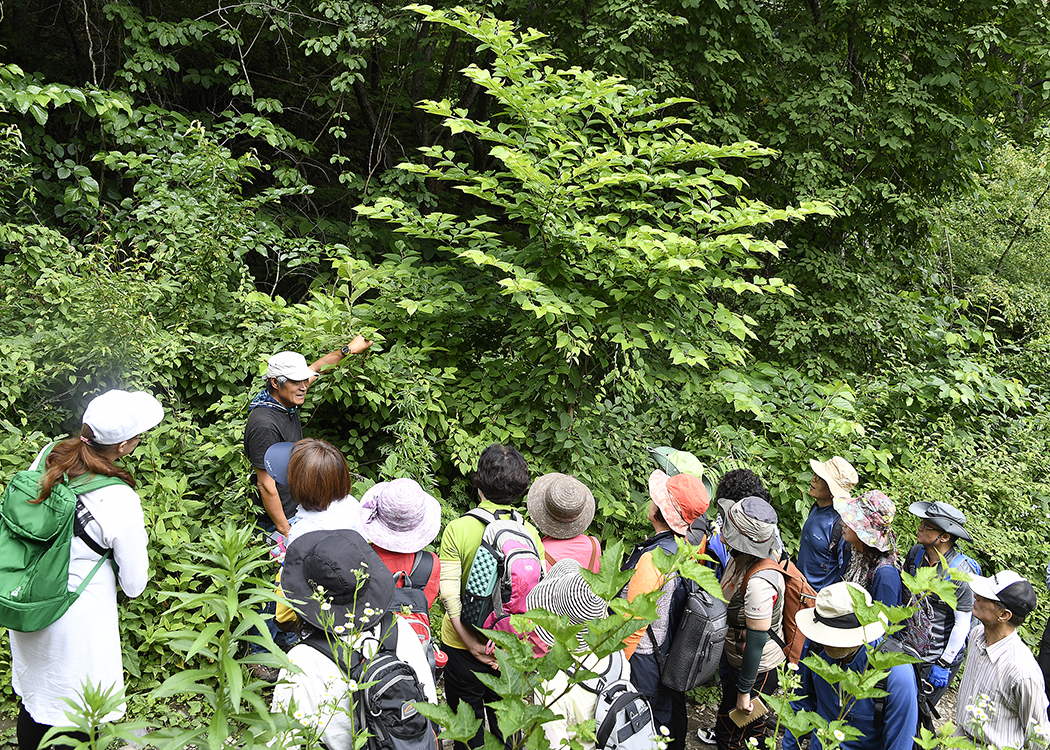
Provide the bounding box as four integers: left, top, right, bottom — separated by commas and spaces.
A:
360, 479, 442, 553
648, 470, 710, 535
834, 490, 896, 552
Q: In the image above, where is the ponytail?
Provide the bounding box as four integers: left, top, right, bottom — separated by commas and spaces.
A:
33, 425, 136, 504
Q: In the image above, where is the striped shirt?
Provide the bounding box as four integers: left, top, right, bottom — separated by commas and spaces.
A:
955, 623, 1050, 748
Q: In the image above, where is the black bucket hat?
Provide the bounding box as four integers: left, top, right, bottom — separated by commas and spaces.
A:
908, 500, 972, 542
281, 529, 394, 632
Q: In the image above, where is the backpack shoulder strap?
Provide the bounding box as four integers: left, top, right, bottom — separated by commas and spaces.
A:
374, 611, 399, 654
466, 507, 496, 525
68, 473, 128, 496
742, 555, 790, 649
587, 536, 600, 571
830, 517, 843, 552
544, 549, 557, 568
408, 551, 434, 588
904, 544, 923, 575
596, 688, 647, 749
72, 501, 109, 558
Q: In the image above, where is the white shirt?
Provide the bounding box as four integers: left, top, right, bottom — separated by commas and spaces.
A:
11, 450, 149, 725
288, 495, 365, 546
272, 617, 437, 750
955, 623, 1050, 749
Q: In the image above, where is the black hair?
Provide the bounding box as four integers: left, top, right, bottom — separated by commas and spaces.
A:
715, 468, 770, 503
472, 443, 530, 504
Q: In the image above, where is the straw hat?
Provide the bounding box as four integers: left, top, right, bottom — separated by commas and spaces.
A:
527, 473, 595, 540
525, 559, 608, 646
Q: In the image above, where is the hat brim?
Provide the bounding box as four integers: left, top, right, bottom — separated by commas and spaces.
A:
361, 492, 443, 554
908, 501, 972, 541
795, 608, 886, 649
264, 442, 297, 486
968, 575, 999, 603
527, 474, 596, 540
649, 470, 688, 535
810, 458, 850, 499
129, 392, 165, 435
281, 530, 393, 632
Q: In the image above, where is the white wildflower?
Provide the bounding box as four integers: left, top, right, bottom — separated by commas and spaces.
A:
833, 730, 845, 742
659, 726, 670, 736
334, 625, 345, 634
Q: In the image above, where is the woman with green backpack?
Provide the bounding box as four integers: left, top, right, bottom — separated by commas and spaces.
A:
8, 390, 163, 750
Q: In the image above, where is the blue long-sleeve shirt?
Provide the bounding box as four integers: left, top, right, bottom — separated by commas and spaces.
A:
783, 640, 919, 750
797, 503, 850, 590
869, 564, 903, 608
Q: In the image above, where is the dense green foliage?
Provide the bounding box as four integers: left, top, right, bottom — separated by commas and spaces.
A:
3, 0, 1050, 732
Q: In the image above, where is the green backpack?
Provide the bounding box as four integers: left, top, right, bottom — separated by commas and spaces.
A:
0, 443, 126, 632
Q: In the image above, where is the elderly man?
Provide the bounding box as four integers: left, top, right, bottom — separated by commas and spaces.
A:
783, 582, 919, 750
244, 337, 371, 537
242, 336, 371, 681
955, 570, 1050, 748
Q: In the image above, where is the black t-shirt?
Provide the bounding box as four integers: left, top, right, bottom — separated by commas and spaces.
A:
244, 405, 302, 520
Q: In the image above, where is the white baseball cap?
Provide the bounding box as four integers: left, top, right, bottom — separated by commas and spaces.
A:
266, 351, 318, 381
82, 390, 165, 445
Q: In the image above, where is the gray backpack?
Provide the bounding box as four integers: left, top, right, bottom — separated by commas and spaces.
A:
649, 578, 728, 691
580, 652, 660, 750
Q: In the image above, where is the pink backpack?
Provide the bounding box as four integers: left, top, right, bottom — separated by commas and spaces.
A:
461, 508, 544, 641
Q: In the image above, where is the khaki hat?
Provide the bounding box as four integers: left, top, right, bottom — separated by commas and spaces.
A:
795, 582, 887, 648
810, 456, 858, 499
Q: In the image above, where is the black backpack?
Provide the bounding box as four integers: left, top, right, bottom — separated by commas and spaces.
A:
648, 577, 727, 691
304, 613, 437, 750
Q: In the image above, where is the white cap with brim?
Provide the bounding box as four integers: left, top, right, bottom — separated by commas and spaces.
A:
795, 582, 887, 649
266, 351, 319, 381
82, 390, 164, 445
969, 570, 1037, 617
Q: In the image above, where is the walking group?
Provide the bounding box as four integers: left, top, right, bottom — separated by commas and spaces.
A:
4, 341, 1050, 750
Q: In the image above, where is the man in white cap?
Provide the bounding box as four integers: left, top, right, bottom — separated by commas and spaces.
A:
783, 582, 918, 750
955, 570, 1050, 749
244, 337, 371, 537
797, 456, 858, 591
242, 337, 371, 680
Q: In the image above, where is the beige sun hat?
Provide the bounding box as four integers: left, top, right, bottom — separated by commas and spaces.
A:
810, 456, 858, 499
795, 582, 887, 649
